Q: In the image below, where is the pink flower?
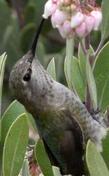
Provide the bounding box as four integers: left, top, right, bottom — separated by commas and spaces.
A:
85, 15, 95, 33
90, 10, 102, 30
71, 12, 84, 28
63, 20, 73, 36
75, 22, 87, 38
42, 0, 57, 19
58, 20, 73, 38
51, 9, 68, 28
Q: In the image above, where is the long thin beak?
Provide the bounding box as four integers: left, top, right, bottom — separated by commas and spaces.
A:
30, 18, 45, 57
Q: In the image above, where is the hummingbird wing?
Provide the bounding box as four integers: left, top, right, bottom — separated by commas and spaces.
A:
35, 109, 84, 176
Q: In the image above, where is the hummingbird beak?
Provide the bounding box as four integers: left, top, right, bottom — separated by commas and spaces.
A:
25, 19, 45, 64
30, 18, 45, 58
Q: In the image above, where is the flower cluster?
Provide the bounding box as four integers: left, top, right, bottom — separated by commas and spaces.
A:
43, 0, 102, 38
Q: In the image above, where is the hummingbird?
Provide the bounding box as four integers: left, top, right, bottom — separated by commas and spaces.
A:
9, 18, 107, 176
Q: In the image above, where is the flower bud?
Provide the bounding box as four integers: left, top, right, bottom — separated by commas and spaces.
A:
71, 12, 84, 28
42, 0, 57, 19
75, 22, 87, 38
90, 10, 102, 30
85, 15, 95, 33
51, 9, 68, 28
63, 20, 73, 36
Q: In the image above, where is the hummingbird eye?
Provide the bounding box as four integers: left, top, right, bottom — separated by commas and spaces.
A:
23, 68, 32, 82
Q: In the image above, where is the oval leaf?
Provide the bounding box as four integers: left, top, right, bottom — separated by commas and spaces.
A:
86, 58, 97, 110
64, 56, 72, 89
1, 100, 26, 145
86, 140, 109, 176
2, 113, 29, 176
47, 57, 56, 80
101, 0, 109, 41
78, 43, 86, 80
94, 42, 109, 110
35, 139, 54, 176
64, 38, 74, 89
71, 57, 85, 100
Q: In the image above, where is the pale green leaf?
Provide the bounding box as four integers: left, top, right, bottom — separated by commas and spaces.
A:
94, 41, 109, 111
2, 113, 29, 176
101, 0, 109, 41
86, 140, 109, 176
86, 57, 97, 110
102, 131, 109, 169
64, 56, 72, 89
47, 57, 56, 80
35, 139, 54, 176
1, 100, 26, 145
64, 38, 74, 89
71, 57, 85, 100
52, 166, 62, 176
78, 43, 86, 80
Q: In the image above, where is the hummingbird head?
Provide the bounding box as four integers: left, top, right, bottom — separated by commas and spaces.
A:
9, 50, 34, 103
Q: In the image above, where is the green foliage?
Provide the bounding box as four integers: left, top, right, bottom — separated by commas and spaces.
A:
102, 132, 109, 169
64, 39, 74, 89
70, 57, 85, 100
94, 42, 109, 111
78, 43, 87, 81
2, 113, 29, 176
24, 3, 37, 24
86, 140, 109, 176
86, 57, 97, 110
35, 139, 54, 176
20, 23, 36, 53
52, 167, 62, 176
1, 100, 26, 145
101, 0, 109, 41
47, 57, 56, 80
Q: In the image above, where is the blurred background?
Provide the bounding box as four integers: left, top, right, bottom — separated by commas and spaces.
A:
0, 0, 101, 113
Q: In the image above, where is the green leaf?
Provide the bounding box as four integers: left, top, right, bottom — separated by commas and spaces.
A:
86, 57, 97, 110
64, 56, 72, 89
94, 42, 109, 111
1, 100, 26, 145
78, 43, 94, 84
47, 57, 56, 80
78, 43, 86, 81
102, 131, 109, 169
2, 113, 29, 176
71, 57, 85, 100
86, 140, 109, 176
21, 159, 30, 176
35, 139, 54, 176
52, 166, 62, 176
64, 38, 74, 89
101, 0, 109, 41
0, 53, 7, 117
